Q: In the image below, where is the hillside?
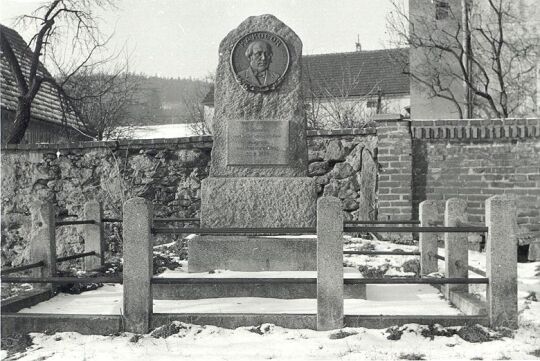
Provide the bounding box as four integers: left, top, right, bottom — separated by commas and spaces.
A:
126, 74, 211, 126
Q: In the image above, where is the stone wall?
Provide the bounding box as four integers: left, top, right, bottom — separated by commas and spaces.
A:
1, 137, 212, 267
1, 130, 377, 267
412, 118, 540, 243
307, 128, 377, 221
3, 118, 539, 267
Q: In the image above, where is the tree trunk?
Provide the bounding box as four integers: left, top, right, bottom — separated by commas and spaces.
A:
8, 97, 32, 144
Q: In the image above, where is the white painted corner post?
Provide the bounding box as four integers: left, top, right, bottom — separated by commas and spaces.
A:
419, 200, 439, 276
485, 195, 518, 329
123, 197, 153, 333
317, 196, 344, 331
30, 202, 57, 292
83, 200, 104, 271
444, 198, 468, 298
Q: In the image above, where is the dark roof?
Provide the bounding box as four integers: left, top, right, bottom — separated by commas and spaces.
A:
0, 24, 84, 130
201, 48, 409, 106
303, 48, 409, 98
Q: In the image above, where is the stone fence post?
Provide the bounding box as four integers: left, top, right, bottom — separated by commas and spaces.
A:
30, 202, 57, 292
30, 202, 56, 291
485, 196, 518, 329
317, 196, 343, 331
419, 200, 439, 276
444, 198, 468, 298
83, 200, 104, 271
123, 197, 153, 333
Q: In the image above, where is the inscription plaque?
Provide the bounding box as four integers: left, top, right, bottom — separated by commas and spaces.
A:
227, 120, 289, 165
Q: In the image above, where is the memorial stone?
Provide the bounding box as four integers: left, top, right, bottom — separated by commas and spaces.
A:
191, 14, 318, 272
200, 14, 316, 229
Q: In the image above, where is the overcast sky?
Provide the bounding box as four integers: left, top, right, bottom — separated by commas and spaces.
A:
0, 0, 399, 79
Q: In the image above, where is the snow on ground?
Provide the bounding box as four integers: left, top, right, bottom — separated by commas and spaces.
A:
110, 124, 198, 140
4, 237, 540, 360
17, 283, 461, 316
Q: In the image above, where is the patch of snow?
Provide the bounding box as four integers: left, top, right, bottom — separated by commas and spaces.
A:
110, 124, 199, 140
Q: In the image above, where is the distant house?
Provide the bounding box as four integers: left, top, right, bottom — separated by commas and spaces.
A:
0, 24, 94, 144
201, 48, 410, 129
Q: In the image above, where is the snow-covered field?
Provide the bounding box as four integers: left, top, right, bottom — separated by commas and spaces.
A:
2, 237, 539, 360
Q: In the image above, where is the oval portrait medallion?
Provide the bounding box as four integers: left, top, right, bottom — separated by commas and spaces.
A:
230, 31, 290, 93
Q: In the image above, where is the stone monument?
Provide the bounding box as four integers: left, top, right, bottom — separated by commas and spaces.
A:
189, 14, 318, 272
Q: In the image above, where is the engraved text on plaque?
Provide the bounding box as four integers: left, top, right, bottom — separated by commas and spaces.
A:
227, 120, 289, 165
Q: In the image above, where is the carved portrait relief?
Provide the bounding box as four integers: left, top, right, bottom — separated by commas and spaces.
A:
230, 31, 290, 92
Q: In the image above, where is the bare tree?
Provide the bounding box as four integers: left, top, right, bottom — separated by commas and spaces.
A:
387, 0, 539, 119
0, 0, 114, 144
304, 62, 383, 129
63, 67, 140, 140
185, 76, 212, 135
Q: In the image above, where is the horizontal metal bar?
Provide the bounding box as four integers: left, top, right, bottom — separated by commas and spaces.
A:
435, 254, 445, 261
345, 277, 489, 284
1, 277, 123, 284
152, 277, 316, 284
56, 251, 96, 263
345, 220, 421, 225
343, 250, 420, 256
467, 265, 487, 277
56, 220, 96, 226
102, 218, 122, 223
154, 218, 200, 222
344, 226, 488, 233
151, 277, 488, 285
1, 261, 45, 275
152, 227, 317, 235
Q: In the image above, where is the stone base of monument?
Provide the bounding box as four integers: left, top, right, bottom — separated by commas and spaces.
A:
188, 236, 318, 272
200, 177, 317, 228
153, 268, 366, 300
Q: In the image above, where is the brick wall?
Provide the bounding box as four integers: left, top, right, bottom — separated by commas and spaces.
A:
375, 114, 413, 221
411, 118, 540, 242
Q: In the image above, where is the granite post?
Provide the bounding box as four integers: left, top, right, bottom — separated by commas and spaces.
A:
317, 196, 343, 331
83, 200, 104, 271
485, 195, 518, 329
123, 197, 153, 333
30, 202, 56, 292
419, 200, 440, 276
444, 198, 468, 298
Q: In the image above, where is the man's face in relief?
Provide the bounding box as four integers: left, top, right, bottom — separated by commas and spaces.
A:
249, 41, 272, 72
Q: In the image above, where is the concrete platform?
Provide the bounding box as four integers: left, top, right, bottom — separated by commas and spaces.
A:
153, 268, 366, 299
188, 235, 318, 272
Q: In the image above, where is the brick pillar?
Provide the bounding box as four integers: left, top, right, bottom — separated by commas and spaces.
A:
485, 195, 518, 329
317, 196, 344, 331
123, 197, 153, 334
375, 114, 413, 222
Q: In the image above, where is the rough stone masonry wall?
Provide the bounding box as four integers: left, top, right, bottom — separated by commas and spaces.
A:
412, 118, 540, 244
1, 137, 212, 267
1, 130, 377, 267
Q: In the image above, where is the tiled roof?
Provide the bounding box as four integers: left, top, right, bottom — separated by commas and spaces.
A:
0, 24, 83, 129
201, 48, 409, 106
303, 48, 409, 98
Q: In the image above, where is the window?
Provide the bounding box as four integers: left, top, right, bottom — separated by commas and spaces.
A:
366, 100, 378, 109
435, 0, 450, 20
